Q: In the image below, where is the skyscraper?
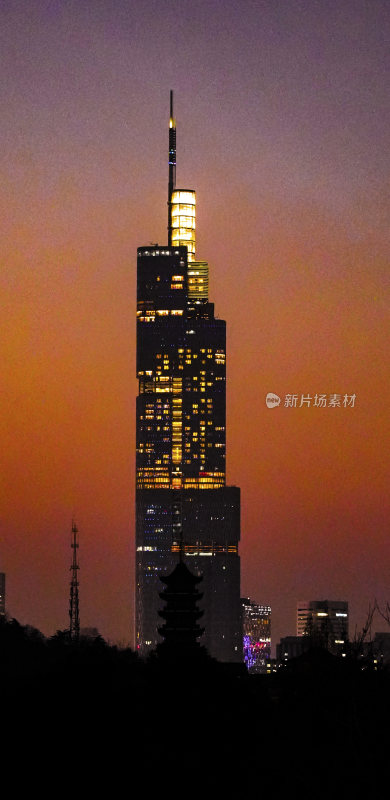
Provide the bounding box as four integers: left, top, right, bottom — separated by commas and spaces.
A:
135, 93, 241, 662
297, 599, 349, 654
242, 599, 271, 673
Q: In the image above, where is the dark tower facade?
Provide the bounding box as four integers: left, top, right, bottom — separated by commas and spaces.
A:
135, 94, 241, 662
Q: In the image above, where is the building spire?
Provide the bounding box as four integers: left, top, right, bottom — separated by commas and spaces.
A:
168, 89, 176, 246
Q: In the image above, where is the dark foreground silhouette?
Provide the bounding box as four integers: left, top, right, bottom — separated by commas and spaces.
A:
1, 616, 389, 793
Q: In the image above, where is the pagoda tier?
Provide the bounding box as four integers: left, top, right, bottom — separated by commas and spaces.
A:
158, 561, 204, 652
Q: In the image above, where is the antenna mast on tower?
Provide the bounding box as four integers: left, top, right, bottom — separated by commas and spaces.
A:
168, 89, 176, 246
69, 520, 80, 642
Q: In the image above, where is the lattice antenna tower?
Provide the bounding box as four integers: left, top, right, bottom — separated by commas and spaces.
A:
69, 520, 80, 641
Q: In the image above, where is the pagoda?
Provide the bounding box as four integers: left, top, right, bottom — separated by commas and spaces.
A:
157, 560, 204, 657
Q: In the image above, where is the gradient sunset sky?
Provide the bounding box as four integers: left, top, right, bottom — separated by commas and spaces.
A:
1, 0, 389, 649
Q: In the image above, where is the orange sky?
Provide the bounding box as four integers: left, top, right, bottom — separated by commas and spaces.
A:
1, 1, 389, 649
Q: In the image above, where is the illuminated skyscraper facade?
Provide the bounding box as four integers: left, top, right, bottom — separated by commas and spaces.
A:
242, 599, 271, 673
135, 94, 241, 661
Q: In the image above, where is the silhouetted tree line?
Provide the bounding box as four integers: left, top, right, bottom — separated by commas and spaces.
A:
1, 614, 389, 793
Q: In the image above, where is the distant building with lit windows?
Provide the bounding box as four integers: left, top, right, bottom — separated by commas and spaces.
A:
242, 599, 271, 673
372, 632, 390, 666
276, 635, 310, 663
135, 93, 241, 662
297, 600, 349, 654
